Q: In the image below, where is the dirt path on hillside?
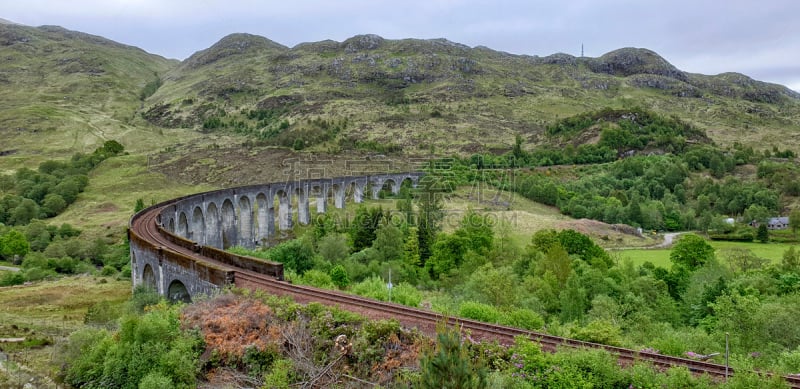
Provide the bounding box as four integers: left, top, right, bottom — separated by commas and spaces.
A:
654, 232, 684, 248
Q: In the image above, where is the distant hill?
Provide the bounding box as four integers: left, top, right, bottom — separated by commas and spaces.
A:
1, 24, 799, 166
0, 23, 176, 162
142, 33, 800, 155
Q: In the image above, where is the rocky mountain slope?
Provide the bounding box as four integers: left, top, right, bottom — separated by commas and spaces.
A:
141, 33, 800, 156
1, 23, 799, 169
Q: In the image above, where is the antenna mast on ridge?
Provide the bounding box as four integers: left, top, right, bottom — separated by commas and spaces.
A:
581, 43, 584, 57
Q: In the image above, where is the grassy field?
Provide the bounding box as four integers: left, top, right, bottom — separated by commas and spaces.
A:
615, 239, 798, 268
0, 275, 131, 385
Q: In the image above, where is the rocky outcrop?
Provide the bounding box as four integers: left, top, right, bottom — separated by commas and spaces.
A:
183, 33, 287, 69
626, 74, 701, 97
588, 48, 688, 82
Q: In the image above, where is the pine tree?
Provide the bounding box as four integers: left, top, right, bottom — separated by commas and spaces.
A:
418, 327, 486, 389
757, 223, 769, 243
404, 227, 421, 266
416, 176, 443, 263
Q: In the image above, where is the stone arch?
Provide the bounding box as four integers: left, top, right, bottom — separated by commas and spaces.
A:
167, 217, 175, 232
294, 187, 310, 225
275, 189, 292, 231
177, 212, 189, 238
400, 177, 414, 193
167, 279, 191, 303
238, 196, 254, 247
255, 193, 273, 245
221, 198, 237, 249
206, 202, 221, 248
365, 180, 377, 200
329, 184, 345, 209
142, 263, 157, 291
311, 184, 326, 213
381, 178, 398, 197
191, 206, 205, 245
344, 181, 364, 203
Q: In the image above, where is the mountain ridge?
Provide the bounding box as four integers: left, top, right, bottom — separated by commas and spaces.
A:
1, 22, 799, 169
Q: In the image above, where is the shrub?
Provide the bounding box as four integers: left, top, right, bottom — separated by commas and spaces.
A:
64, 303, 200, 389
0, 271, 25, 286
128, 285, 161, 313
23, 266, 54, 282
573, 319, 623, 346
138, 372, 174, 389
329, 264, 349, 289
352, 275, 389, 301
300, 269, 334, 288
101, 265, 118, 277
418, 327, 487, 389
501, 308, 544, 330
84, 300, 122, 328
391, 282, 423, 307
459, 301, 501, 323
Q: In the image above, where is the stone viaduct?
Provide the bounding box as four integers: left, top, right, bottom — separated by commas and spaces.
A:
130, 172, 423, 302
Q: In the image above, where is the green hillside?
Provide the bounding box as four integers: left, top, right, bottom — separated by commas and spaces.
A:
0, 23, 180, 169
141, 33, 800, 159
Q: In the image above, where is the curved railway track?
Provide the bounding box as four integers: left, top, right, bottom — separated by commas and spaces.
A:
130, 199, 800, 387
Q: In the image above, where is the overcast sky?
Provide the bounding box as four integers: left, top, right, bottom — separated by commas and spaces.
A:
4, 0, 799, 91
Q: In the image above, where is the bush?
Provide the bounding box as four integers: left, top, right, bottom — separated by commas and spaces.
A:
418, 327, 487, 389
573, 319, 623, 346
501, 308, 544, 330
391, 282, 423, 307
138, 372, 174, 389
459, 301, 501, 323
300, 269, 334, 288
128, 285, 161, 313
352, 275, 389, 301
329, 264, 349, 289
0, 271, 25, 286
101, 265, 118, 277
64, 303, 200, 389
23, 266, 55, 282
84, 300, 122, 328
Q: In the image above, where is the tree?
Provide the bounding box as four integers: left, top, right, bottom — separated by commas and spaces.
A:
530, 229, 559, 253
329, 264, 349, 289
268, 238, 315, 275
403, 227, 421, 267
791, 209, 800, 236
9, 198, 40, 225
781, 246, 800, 273
42, 193, 67, 217
418, 327, 486, 389
536, 243, 572, 288
756, 224, 769, 243
0, 229, 30, 261
559, 274, 588, 323
453, 209, 493, 253
723, 248, 768, 274
317, 233, 349, 263
371, 222, 404, 262
464, 264, 518, 307
557, 229, 610, 266
416, 175, 444, 263
669, 233, 715, 271
349, 206, 383, 252
426, 233, 469, 279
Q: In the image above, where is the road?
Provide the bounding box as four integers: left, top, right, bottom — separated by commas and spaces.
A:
654, 232, 683, 248
0, 265, 19, 272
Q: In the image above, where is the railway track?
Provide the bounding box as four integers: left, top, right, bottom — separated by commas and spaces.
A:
130, 200, 800, 387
